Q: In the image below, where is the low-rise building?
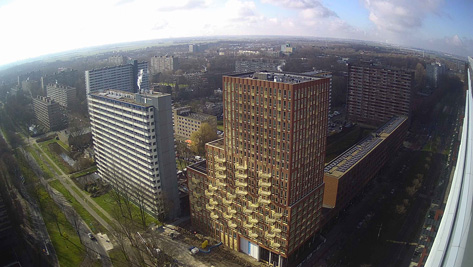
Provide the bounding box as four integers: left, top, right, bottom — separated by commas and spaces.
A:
173, 107, 217, 139
323, 116, 408, 216
33, 96, 66, 131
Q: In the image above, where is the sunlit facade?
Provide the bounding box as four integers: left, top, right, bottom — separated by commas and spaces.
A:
188, 72, 330, 266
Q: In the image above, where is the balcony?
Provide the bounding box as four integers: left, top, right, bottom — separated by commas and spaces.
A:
235, 173, 248, 179
249, 217, 258, 224
270, 241, 281, 248
259, 180, 271, 188
215, 157, 226, 163
271, 225, 282, 234
222, 198, 232, 205
266, 217, 276, 224
258, 171, 271, 179
249, 231, 258, 238
243, 222, 254, 229
236, 189, 248, 196
235, 180, 247, 187
194, 206, 202, 212
258, 188, 271, 197
228, 207, 237, 215
223, 213, 233, 220
249, 202, 259, 209
243, 207, 253, 214
272, 211, 283, 219
209, 199, 218, 206
210, 212, 219, 219
228, 221, 237, 228
206, 204, 215, 211
258, 197, 270, 205
208, 184, 217, 191
266, 232, 276, 239
227, 193, 236, 200
235, 163, 247, 171
215, 165, 226, 172
205, 190, 214, 197
216, 173, 226, 180
216, 180, 226, 187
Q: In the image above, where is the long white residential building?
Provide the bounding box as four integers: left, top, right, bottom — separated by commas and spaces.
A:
89, 90, 179, 219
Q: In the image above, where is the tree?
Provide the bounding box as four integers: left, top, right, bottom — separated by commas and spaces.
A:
190, 123, 217, 156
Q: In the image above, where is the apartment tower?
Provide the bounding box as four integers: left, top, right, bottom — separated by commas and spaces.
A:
46, 83, 76, 108
89, 90, 179, 219
347, 64, 413, 126
33, 96, 66, 131
188, 72, 330, 266
85, 60, 149, 94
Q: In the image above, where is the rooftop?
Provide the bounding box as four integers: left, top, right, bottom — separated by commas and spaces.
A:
228, 71, 326, 84
91, 89, 168, 107
188, 160, 207, 175
206, 138, 224, 149
325, 116, 407, 176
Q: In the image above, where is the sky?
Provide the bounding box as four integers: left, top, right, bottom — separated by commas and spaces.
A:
0, 0, 472, 66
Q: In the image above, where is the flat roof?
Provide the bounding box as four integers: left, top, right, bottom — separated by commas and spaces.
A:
188, 160, 207, 175
206, 138, 224, 149
324, 116, 407, 176
178, 112, 214, 121
227, 71, 325, 84
92, 90, 151, 107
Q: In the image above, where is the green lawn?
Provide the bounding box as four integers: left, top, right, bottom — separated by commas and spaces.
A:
49, 180, 107, 234
25, 145, 55, 179
37, 141, 73, 174
108, 248, 131, 267
37, 186, 86, 266
92, 191, 161, 228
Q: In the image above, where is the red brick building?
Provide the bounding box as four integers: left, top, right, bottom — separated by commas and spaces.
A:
188, 72, 330, 266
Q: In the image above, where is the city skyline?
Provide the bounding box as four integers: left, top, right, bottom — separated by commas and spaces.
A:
1, 0, 472, 66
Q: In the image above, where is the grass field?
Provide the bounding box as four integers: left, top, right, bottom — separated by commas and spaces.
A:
37, 140, 74, 174
92, 191, 161, 228
49, 180, 107, 234
108, 248, 130, 267
37, 186, 86, 266
25, 145, 55, 179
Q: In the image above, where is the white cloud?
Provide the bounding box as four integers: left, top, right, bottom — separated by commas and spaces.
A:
363, 0, 443, 33
262, 0, 337, 17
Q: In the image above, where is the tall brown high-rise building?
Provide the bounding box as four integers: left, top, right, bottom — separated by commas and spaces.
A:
347, 64, 413, 126
188, 72, 330, 266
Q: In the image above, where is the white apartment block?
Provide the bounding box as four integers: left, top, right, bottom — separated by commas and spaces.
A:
89, 90, 180, 219
46, 83, 76, 108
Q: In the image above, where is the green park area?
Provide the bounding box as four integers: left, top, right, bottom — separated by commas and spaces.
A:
16, 150, 86, 266
37, 139, 74, 174
92, 190, 161, 228
37, 186, 87, 266
49, 180, 107, 234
